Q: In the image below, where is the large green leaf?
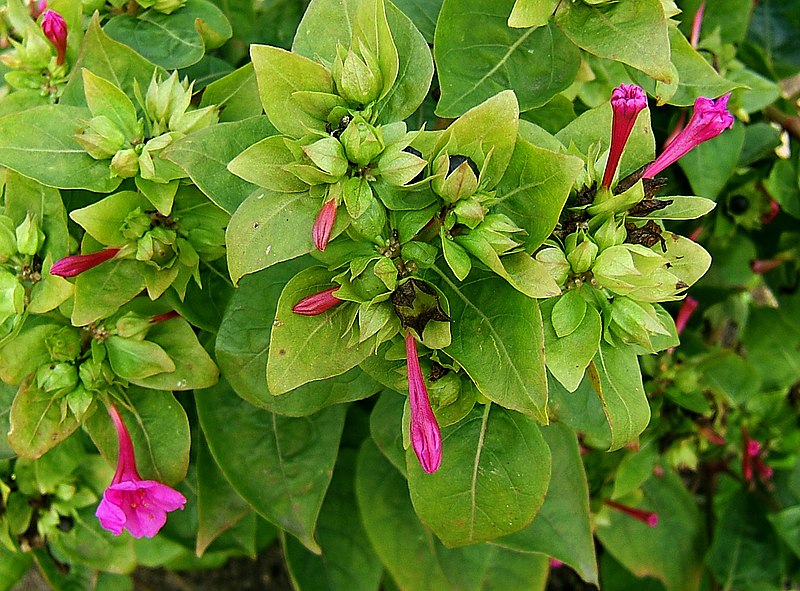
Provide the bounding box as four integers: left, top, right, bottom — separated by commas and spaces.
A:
165, 117, 277, 214
268, 266, 376, 394
494, 137, 583, 252
283, 450, 383, 591
596, 472, 706, 591
103, 0, 232, 69
4, 171, 70, 260
407, 404, 551, 546
196, 379, 346, 553
356, 439, 549, 591
748, 0, 800, 78
391, 0, 441, 43
542, 296, 602, 393
433, 0, 579, 117
433, 268, 548, 423
554, 0, 672, 83
7, 379, 79, 459
199, 63, 263, 122
84, 388, 191, 485
587, 342, 650, 451
0, 105, 121, 193
71, 259, 148, 326
493, 422, 597, 585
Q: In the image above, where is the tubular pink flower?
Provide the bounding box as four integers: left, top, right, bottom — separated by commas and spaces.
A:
644, 94, 735, 179
602, 84, 648, 188
50, 248, 120, 277
41, 9, 67, 65
761, 198, 780, 225
405, 332, 442, 474
604, 499, 659, 527
750, 258, 784, 275
95, 405, 186, 538
292, 287, 341, 316
312, 200, 337, 251
30, 0, 47, 19
149, 310, 180, 323
690, 1, 706, 48
675, 296, 699, 335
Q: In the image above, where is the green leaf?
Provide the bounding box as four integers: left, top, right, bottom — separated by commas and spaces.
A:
597, 472, 707, 591
71, 259, 147, 326
268, 267, 375, 394
352, 0, 399, 102
196, 380, 346, 553
226, 189, 338, 283
433, 268, 548, 423
227, 135, 309, 193
165, 117, 277, 214
494, 423, 597, 585
627, 196, 716, 220
105, 335, 176, 380
434, 0, 579, 117
495, 138, 583, 251
543, 297, 601, 393
81, 69, 140, 140
199, 63, 263, 122
130, 316, 219, 391
70, 191, 151, 247
768, 505, 800, 561
548, 373, 611, 449
60, 14, 163, 106
550, 289, 586, 338
408, 404, 551, 546
508, 0, 558, 28
0, 544, 31, 590
678, 122, 745, 199
587, 342, 649, 451
0, 381, 15, 460
0, 105, 121, 193
554, 0, 672, 83
764, 157, 800, 219
368, 390, 407, 474
748, 0, 800, 78
250, 44, 334, 138
8, 378, 79, 459
103, 0, 232, 69
283, 450, 383, 591
195, 434, 252, 556
85, 388, 190, 484
0, 322, 57, 386
390, 0, 440, 43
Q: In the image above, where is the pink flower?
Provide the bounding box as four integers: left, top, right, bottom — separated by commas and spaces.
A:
604, 499, 659, 527
690, 1, 706, 48
50, 248, 120, 277
750, 258, 784, 275
149, 310, 180, 323
312, 200, 337, 251
292, 287, 341, 315
675, 296, 699, 335
602, 84, 648, 188
95, 405, 186, 538
41, 9, 67, 65
30, 0, 47, 19
761, 198, 780, 225
644, 94, 735, 179
405, 332, 442, 474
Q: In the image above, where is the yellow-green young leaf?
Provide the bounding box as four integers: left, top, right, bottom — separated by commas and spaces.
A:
105, 336, 176, 380
543, 298, 602, 393
8, 378, 79, 459
0, 323, 59, 386
70, 191, 151, 247
554, 0, 672, 83
250, 44, 334, 138
84, 387, 191, 485
4, 172, 70, 260
434, 268, 548, 422
627, 196, 716, 220
587, 342, 650, 451
268, 267, 375, 394
199, 63, 262, 123
81, 70, 140, 140
508, 0, 558, 28
407, 404, 551, 546
352, 0, 399, 102
494, 423, 598, 586
196, 381, 347, 554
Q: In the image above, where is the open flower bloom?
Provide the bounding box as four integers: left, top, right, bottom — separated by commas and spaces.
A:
292, 287, 341, 315
50, 248, 120, 277
96, 405, 186, 538
602, 84, 647, 188
41, 9, 67, 65
405, 332, 442, 473
643, 94, 734, 179
312, 200, 337, 251
604, 499, 659, 527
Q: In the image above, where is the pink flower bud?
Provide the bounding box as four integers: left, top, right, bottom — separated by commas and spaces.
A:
644, 94, 735, 179
549, 559, 563, 568
602, 84, 647, 188
604, 499, 659, 527
292, 287, 341, 316
149, 310, 180, 324
761, 198, 780, 225
690, 1, 706, 48
675, 295, 699, 335
50, 248, 120, 277
41, 9, 67, 65
312, 200, 337, 251
750, 258, 784, 275
30, 0, 47, 19
746, 439, 762, 458
405, 332, 442, 474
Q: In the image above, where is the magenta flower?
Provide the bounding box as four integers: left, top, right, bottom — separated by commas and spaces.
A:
149, 310, 180, 323
604, 499, 659, 527
690, 1, 706, 48
312, 200, 337, 251
41, 9, 67, 65
675, 295, 699, 335
602, 84, 648, 188
96, 405, 186, 538
50, 248, 119, 277
643, 94, 735, 179
292, 287, 342, 315
405, 332, 442, 474
30, 0, 47, 19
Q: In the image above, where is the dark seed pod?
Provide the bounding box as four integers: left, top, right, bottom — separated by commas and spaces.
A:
728, 195, 750, 215
331, 114, 352, 139
403, 146, 426, 183
447, 154, 479, 178
57, 516, 74, 532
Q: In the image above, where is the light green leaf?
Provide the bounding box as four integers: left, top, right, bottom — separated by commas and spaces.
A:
628, 196, 716, 220
199, 63, 263, 122
508, 0, 558, 28
81, 69, 140, 140
227, 135, 309, 193
8, 379, 79, 459
71, 259, 147, 326
105, 335, 176, 380
543, 298, 602, 393
70, 191, 151, 247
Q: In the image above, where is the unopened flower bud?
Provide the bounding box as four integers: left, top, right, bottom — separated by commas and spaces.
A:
602, 84, 647, 188
604, 499, 659, 527
432, 153, 479, 203
110, 148, 140, 179
453, 197, 487, 229
405, 332, 442, 474
41, 9, 67, 65
303, 137, 348, 178
378, 145, 427, 186
50, 248, 120, 277
340, 117, 384, 166
292, 287, 342, 315
312, 200, 338, 252
76, 116, 127, 160
332, 45, 382, 106
15, 212, 45, 256
566, 239, 598, 274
